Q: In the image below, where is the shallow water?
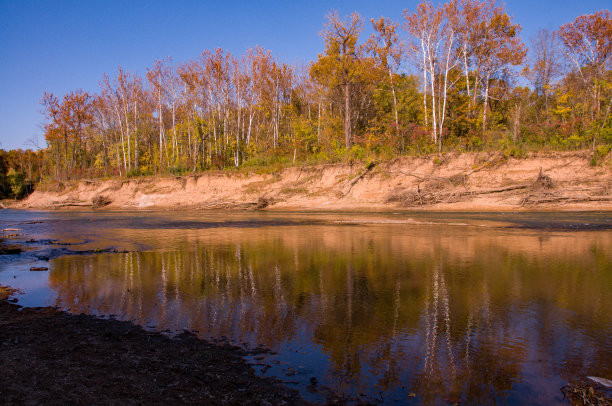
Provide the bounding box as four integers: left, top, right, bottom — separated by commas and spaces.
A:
1, 209, 612, 404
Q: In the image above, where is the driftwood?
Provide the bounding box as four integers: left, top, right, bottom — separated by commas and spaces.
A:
200, 201, 237, 210
389, 184, 530, 207
462, 184, 529, 195
521, 194, 611, 207
389, 167, 567, 207
199, 198, 274, 210
92, 195, 112, 208
51, 202, 91, 208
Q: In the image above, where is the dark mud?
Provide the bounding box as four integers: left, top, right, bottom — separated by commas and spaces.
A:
0, 296, 308, 406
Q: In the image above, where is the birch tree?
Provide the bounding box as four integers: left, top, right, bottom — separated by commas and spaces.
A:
404, 0, 461, 150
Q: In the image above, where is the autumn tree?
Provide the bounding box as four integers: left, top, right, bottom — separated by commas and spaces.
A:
41, 90, 92, 179
64, 90, 93, 171
470, 5, 526, 136
559, 10, 611, 146
311, 11, 365, 150
366, 17, 403, 142
147, 59, 170, 170
455, 0, 495, 121
404, 1, 461, 150
559, 10, 611, 84
526, 29, 564, 124
41, 92, 68, 179
100, 68, 145, 174
28, 5, 611, 184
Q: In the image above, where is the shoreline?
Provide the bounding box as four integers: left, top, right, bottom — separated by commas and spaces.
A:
0, 233, 345, 405
6, 200, 612, 212
0, 290, 309, 405
13, 151, 612, 213
2, 228, 309, 405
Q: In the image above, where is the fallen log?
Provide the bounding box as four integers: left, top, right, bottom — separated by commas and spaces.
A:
461, 184, 529, 196
521, 194, 612, 206
398, 171, 453, 184
200, 201, 234, 209
51, 202, 92, 207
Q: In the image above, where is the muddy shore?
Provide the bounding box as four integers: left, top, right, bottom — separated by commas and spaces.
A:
0, 286, 309, 405
13, 151, 612, 212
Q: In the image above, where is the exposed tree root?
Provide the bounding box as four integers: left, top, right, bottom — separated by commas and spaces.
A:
388, 184, 530, 206
343, 161, 377, 196
92, 195, 112, 208
561, 381, 612, 406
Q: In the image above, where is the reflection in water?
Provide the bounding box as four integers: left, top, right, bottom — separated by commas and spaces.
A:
43, 224, 612, 404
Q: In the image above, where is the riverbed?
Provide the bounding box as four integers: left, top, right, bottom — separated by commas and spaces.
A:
1, 209, 611, 405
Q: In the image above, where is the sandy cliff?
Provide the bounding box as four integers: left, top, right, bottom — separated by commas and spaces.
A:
18, 151, 612, 211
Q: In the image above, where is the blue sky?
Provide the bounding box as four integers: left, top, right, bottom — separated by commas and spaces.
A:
0, 0, 609, 150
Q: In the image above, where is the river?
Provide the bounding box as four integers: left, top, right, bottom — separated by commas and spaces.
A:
1, 209, 611, 404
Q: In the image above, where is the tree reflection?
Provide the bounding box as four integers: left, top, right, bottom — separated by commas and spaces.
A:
47, 225, 612, 404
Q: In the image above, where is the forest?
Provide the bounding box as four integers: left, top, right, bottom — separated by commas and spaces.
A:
1, 0, 610, 198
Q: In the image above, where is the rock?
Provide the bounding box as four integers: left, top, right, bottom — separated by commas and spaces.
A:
0, 247, 22, 255
30, 267, 49, 272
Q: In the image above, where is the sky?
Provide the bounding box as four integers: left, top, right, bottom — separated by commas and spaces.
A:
0, 0, 609, 151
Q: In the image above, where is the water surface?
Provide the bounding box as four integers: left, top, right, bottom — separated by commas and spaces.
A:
1, 210, 611, 404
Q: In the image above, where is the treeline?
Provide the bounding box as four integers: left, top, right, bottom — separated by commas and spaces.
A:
23, 1, 612, 181
0, 149, 44, 199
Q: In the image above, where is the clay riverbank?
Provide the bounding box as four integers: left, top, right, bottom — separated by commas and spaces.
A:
13, 151, 612, 211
